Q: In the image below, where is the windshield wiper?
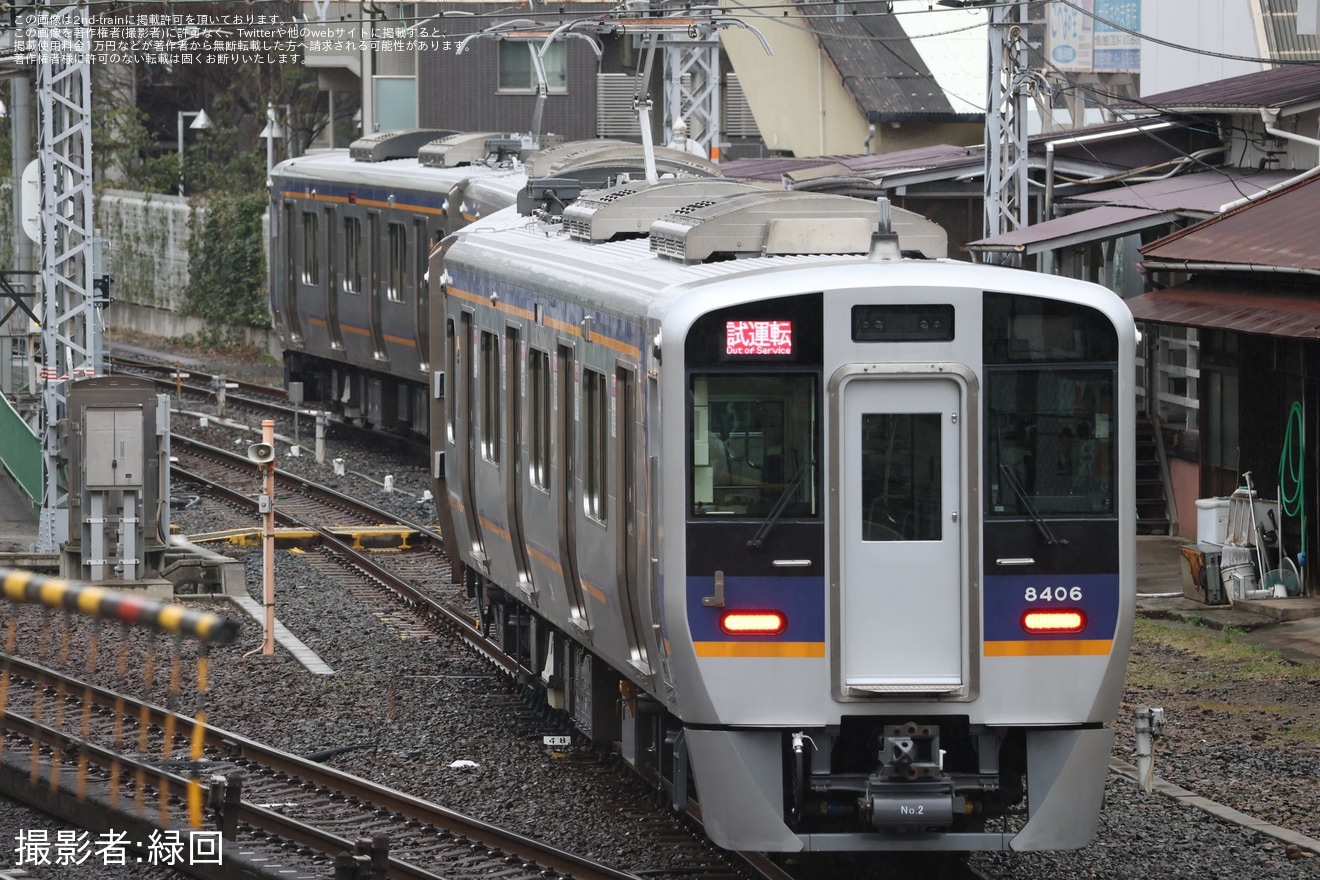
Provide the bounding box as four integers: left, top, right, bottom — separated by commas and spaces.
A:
747, 459, 814, 549
998, 463, 1067, 545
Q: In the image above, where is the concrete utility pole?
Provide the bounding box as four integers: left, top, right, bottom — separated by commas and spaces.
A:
35, 4, 100, 550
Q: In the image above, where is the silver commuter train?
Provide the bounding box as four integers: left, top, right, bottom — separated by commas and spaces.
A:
430, 179, 1137, 853
268, 131, 721, 434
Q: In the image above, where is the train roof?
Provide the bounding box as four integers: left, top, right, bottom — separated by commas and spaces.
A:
271, 140, 724, 198
444, 181, 1132, 330
271, 150, 502, 191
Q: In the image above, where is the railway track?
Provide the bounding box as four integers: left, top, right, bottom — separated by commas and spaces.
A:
170, 435, 427, 532
166, 435, 793, 880
0, 651, 642, 880
114, 356, 294, 409
114, 356, 428, 457
3, 418, 977, 880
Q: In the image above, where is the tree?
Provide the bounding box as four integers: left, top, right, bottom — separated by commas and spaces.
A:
93, 0, 354, 197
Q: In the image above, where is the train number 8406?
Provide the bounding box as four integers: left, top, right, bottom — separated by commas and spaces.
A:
1023, 586, 1084, 602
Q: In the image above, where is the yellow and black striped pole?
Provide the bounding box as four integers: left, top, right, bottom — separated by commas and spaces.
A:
0, 568, 241, 644
3, 567, 240, 829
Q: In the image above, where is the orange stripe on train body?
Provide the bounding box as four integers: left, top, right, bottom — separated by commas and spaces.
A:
983, 639, 1113, 657
444, 286, 641, 360
693, 641, 827, 658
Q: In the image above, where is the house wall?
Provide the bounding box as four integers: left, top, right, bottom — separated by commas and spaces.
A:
719, 8, 869, 157
719, 2, 985, 158
1141, 0, 1265, 96
870, 121, 984, 155
416, 3, 611, 140
1228, 110, 1320, 175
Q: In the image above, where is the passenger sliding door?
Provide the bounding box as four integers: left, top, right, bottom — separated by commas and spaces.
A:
834, 368, 970, 697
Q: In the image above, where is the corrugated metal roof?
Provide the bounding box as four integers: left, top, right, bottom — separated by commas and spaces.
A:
968, 206, 1175, 254
1126, 282, 1320, 338
722, 144, 981, 182
1064, 169, 1297, 213
803, 0, 983, 122
1140, 172, 1320, 271
722, 117, 1214, 188
1126, 63, 1320, 113
1261, 0, 1320, 64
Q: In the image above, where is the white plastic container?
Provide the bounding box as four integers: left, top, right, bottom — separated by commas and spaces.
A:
1222, 561, 1255, 600
1196, 497, 1230, 545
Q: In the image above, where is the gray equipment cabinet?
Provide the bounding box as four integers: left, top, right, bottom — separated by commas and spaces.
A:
61, 376, 170, 585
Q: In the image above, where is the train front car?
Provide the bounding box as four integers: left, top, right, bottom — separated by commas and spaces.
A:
432, 181, 1136, 856
668, 260, 1136, 853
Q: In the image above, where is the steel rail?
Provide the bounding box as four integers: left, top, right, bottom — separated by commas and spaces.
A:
165, 431, 783, 880
170, 435, 440, 534
169, 437, 514, 675
0, 653, 639, 880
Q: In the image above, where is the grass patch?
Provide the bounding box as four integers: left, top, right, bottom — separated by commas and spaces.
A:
1128, 618, 1320, 685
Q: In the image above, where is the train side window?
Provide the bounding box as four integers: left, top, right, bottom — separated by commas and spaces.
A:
529, 348, 551, 490
387, 222, 406, 303
583, 368, 607, 523
344, 216, 362, 295
301, 212, 319, 286
481, 331, 501, 464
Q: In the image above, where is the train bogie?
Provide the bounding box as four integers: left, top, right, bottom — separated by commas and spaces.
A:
433, 177, 1136, 854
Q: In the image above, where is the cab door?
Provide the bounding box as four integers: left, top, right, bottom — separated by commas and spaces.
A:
833, 368, 970, 697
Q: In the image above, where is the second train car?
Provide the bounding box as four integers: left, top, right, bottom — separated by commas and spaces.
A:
268, 131, 720, 435
429, 179, 1137, 853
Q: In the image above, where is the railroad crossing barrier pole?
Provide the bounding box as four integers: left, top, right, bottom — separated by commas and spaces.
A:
315, 411, 328, 463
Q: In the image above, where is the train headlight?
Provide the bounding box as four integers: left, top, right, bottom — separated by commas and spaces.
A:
720, 610, 787, 636
1021, 609, 1086, 634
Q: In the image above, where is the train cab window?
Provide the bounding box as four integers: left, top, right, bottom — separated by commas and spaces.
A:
480, 331, 501, 463
344, 216, 363, 295
301, 212, 320, 285
498, 41, 567, 93
690, 374, 818, 518
583, 368, 608, 523
860, 414, 942, 541
387, 222, 407, 303
528, 348, 551, 490
986, 368, 1115, 517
